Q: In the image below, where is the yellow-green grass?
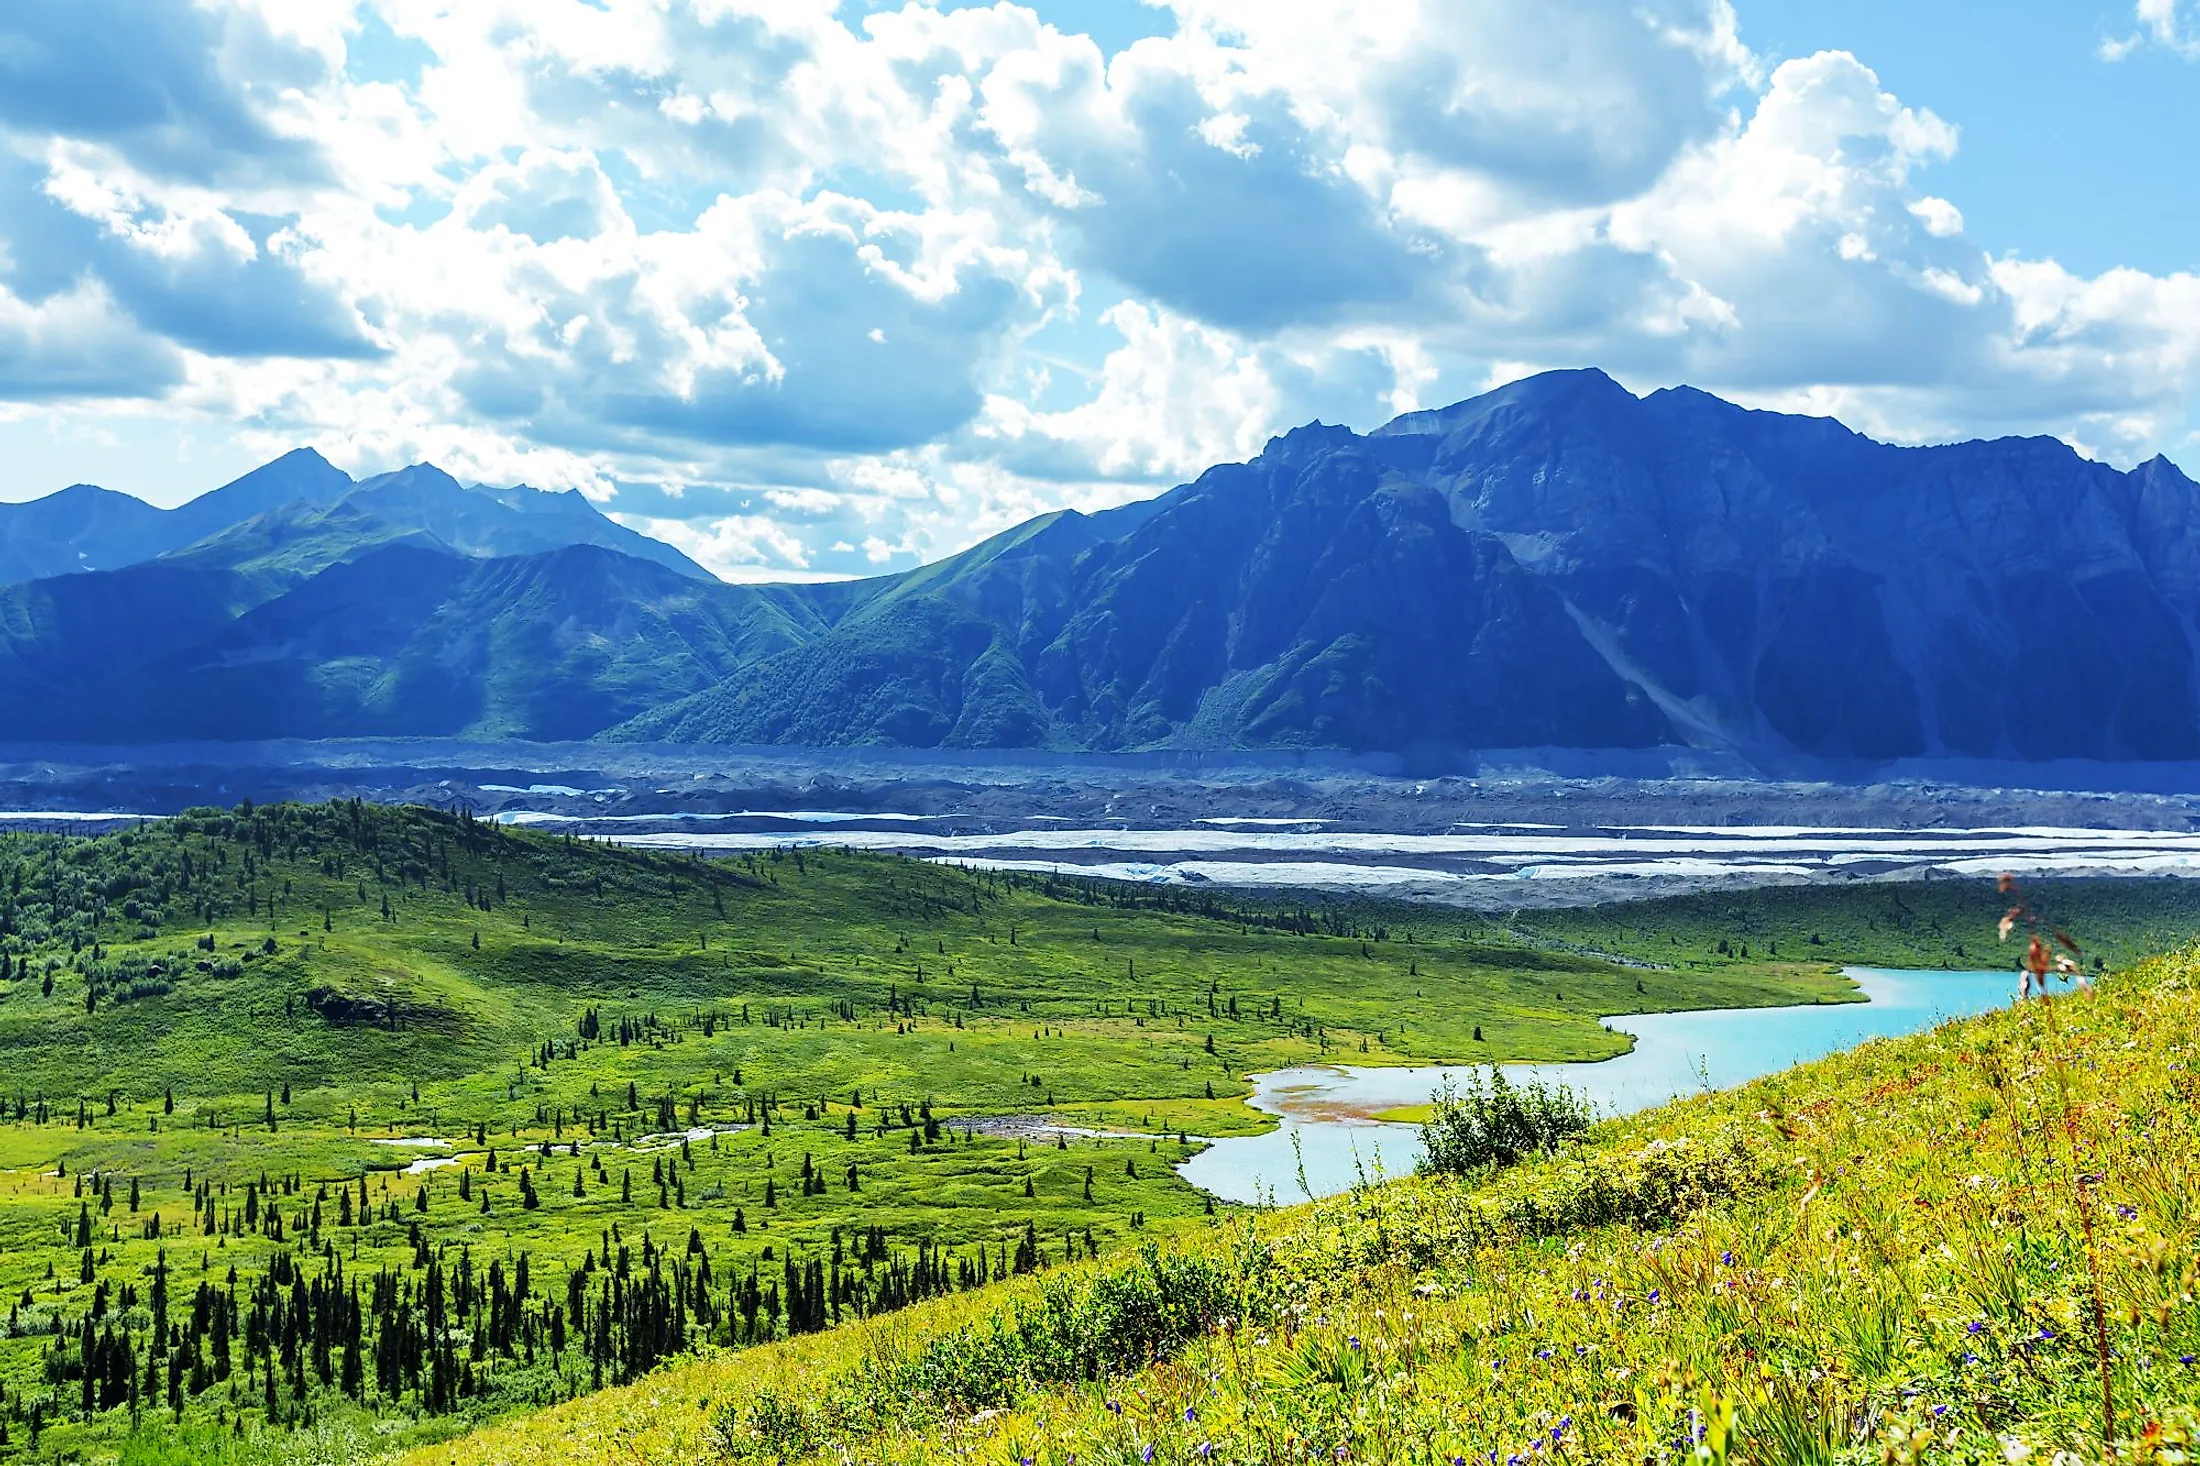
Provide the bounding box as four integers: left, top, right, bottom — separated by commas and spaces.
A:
0, 801, 1861, 1460
406, 945, 2200, 1466
4, 803, 2199, 1462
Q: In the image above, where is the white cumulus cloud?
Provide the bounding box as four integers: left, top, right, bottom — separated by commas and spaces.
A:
2104, 0, 2200, 60
0, 0, 2188, 580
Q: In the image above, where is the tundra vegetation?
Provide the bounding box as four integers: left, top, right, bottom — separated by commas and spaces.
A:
0, 801, 2192, 1463
413, 925, 2200, 1466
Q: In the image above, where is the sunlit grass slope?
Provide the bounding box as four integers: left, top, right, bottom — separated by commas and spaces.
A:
0, 801, 1856, 1461
410, 946, 2200, 1466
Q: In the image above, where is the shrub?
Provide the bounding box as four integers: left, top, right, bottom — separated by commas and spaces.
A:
830, 1245, 1240, 1431
1418, 1066, 1594, 1175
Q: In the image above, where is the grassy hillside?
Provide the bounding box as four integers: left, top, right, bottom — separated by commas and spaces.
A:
0, 802, 1863, 1462
405, 940, 2200, 1466
0, 803, 2194, 1462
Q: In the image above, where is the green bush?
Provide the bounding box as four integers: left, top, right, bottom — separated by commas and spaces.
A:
1418, 1065, 1593, 1175
835, 1245, 1238, 1429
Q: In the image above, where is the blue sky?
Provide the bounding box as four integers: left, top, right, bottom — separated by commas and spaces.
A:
0, 0, 2194, 581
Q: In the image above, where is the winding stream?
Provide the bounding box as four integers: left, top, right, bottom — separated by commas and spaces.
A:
1177, 966, 2018, 1204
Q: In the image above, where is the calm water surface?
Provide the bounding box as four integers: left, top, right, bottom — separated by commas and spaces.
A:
1177, 967, 2016, 1204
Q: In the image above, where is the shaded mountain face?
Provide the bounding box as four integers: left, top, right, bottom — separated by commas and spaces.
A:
619, 370, 2200, 765
0, 540, 822, 742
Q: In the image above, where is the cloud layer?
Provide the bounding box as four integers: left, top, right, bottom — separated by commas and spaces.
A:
0, 0, 2194, 580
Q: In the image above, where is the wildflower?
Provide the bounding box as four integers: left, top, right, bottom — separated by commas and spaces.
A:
1348, 1336, 1362, 1351
1537, 1349, 1553, 1360
1108, 1401, 1124, 1417
2116, 1204, 2138, 1220
1963, 1353, 1980, 1366
1185, 1407, 1198, 1424
1198, 1445, 1213, 1460
2182, 1355, 2196, 1365
1647, 1289, 1660, 1303
1967, 1321, 1987, 1335
1933, 1405, 1948, 1418
1142, 1447, 1155, 1464
1721, 1251, 1733, 1265
2037, 1329, 2056, 1342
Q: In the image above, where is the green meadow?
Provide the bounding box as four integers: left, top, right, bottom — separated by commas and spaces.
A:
419, 934, 2200, 1466
0, 801, 2193, 1461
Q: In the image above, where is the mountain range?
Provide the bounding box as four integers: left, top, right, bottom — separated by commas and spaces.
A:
4, 370, 2199, 766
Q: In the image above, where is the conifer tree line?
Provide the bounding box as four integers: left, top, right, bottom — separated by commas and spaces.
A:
10, 1194, 1078, 1438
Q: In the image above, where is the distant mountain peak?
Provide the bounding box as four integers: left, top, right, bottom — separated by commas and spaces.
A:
0, 447, 715, 593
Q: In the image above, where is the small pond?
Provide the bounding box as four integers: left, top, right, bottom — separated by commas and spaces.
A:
1176, 967, 2018, 1204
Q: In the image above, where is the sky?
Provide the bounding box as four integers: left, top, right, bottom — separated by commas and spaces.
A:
0, 0, 2195, 582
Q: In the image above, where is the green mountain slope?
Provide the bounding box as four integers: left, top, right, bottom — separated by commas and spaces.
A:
3, 803, 2197, 1461
410, 934, 2200, 1466
612, 505, 1159, 746
0, 460, 807, 738
0, 799, 1871, 1461
0, 543, 824, 741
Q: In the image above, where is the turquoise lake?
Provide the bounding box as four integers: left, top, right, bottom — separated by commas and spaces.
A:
1176, 966, 2019, 1204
